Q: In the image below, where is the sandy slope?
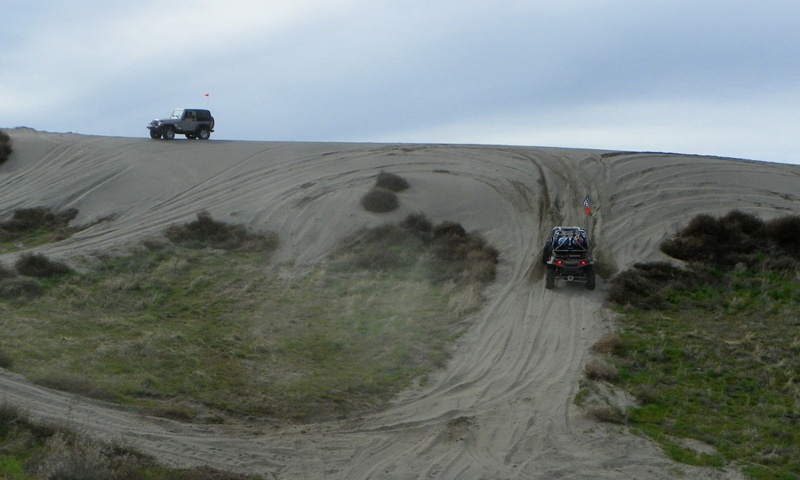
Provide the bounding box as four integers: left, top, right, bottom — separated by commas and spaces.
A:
2, 129, 798, 478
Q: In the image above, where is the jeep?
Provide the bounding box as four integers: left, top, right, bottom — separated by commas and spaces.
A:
147, 108, 215, 140
542, 226, 595, 290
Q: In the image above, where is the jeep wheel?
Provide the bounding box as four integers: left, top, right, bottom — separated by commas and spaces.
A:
149, 130, 161, 139
197, 127, 211, 140
545, 267, 555, 290
162, 128, 175, 140
185, 134, 197, 140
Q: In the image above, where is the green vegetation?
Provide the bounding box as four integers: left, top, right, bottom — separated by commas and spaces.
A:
0, 401, 261, 480
594, 211, 800, 479
0, 211, 496, 423
0, 130, 12, 166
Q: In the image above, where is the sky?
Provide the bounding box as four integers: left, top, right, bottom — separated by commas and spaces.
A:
2, 0, 800, 164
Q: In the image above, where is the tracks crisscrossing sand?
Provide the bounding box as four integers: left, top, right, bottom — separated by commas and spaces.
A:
3, 131, 796, 478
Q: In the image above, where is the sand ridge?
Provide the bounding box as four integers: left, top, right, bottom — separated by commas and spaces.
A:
2, 129, 797, 478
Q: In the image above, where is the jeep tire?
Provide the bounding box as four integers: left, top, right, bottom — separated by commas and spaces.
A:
162, 128, 175, 140
197, 127, 211, 140
149, 130, 161, 139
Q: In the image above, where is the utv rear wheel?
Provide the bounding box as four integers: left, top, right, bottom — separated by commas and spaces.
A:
162, 128, 175, 140
545, 267, 555, 289
197, 127, 210, 140
585, 267, 596, 290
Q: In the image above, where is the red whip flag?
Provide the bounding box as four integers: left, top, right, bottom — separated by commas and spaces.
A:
583, 195, 592, 216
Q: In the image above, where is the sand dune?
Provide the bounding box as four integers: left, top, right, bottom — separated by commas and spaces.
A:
2, 129, 798, 478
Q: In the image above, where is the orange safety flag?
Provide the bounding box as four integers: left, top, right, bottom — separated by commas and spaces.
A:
583, 195, 592, 216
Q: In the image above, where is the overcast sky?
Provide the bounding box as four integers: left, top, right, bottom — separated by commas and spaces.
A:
2, 1, 799, 164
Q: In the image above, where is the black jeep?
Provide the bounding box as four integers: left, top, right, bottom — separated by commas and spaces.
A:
147, 108, 215, 140
542, 226, 595, 290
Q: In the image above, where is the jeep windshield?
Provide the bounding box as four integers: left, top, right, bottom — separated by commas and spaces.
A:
170, 108, 184, 118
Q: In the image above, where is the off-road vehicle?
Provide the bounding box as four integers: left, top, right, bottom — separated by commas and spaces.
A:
147, 108, 215, 140
542, 226, 595, 290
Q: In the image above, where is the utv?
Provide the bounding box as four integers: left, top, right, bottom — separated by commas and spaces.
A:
147, 108, 215, 140
542, 226, 595, 290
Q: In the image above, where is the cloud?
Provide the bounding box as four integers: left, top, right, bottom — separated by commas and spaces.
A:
1, 0, 799, 163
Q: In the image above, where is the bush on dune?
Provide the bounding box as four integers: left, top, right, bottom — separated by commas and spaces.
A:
610, 211, 800, 308
0, 130, 12, 166
337, 213, 499, 285
15, 253, 72, 278
165, 210, 278, 252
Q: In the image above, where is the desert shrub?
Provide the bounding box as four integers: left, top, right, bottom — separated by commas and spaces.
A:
765, 214, 800, 258
375, 171, 410, 192
401, 212, 433, 237
0, 130, 12, 165
15, 253, 72, 277
335, 213, 498, 285
165, 211, 278, 252
607, 262, 697, 309
660, 210, 769, 266
360, 187, 399, 213
1, 206, 78, 233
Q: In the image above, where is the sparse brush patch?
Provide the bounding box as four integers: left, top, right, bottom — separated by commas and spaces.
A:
335, 213, 498, 286
165, 210, 278, 252
0, 207, 82, 253
15, 253, 72, 277
360, 187, 399, 213
604, 210, 800, 477
375, 170, 410, 192
0, 130, 12, 165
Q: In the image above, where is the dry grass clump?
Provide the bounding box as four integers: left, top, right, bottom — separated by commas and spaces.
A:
585, 404, 626, 424
15, 253, 72, 278
583, 358, 618, 381
165, 210, 278, 252
375, 170, 410, 192
360, 187, 399, 213
0, 130, 12, 165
